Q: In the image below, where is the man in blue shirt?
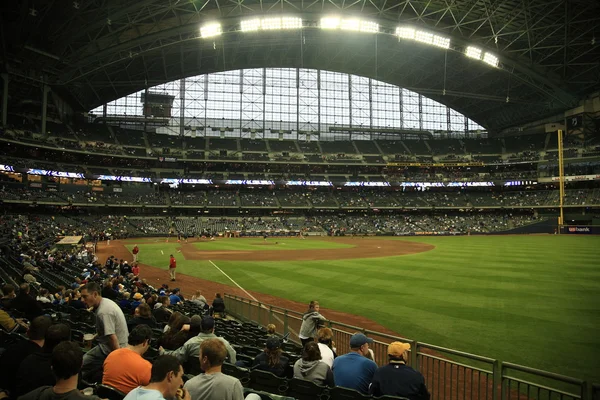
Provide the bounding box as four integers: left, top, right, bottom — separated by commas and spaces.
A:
332, 333, 378, 394
169, 289, 182, 306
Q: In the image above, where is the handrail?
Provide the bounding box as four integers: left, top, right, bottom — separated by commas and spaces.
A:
502, 362, 584, 385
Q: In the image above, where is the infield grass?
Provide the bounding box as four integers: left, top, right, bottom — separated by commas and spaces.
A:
124, 235, 600, 383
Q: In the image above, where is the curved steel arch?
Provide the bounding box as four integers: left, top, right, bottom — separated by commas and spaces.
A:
3, 0, 599, 131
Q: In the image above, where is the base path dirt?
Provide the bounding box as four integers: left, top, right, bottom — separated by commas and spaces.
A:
178, 237, 435, 261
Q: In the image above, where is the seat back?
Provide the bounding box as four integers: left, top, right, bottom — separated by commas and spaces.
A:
222, 362, 251, 386
287, 377, 327, 400
329, 386, 372, 400
250, 369, 288, 395
96, 384, 127, 400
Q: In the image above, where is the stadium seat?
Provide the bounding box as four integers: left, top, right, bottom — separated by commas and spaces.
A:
374, 396, 411, 400
287, 377, 328, 400
222, 362, 251, 386
250, 369, 288, 395
328, 386, 372, 400
96, 384, 127, 400
242, 345, 263, 357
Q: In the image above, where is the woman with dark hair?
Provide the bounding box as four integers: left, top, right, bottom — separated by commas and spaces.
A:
293, 341, 334, 387
128, 303, 158, 330
252, 336, 289, 377
212, 293, 225, 316
299, 300, 326, 347
158, 312, 191, 350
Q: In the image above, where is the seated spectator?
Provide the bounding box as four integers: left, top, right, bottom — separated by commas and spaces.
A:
211, 293, 225, 316
128, 304, 158, 331
370, 342, 430, 400
251, 336, 289, 377
10, 283, 43, 320
293, 341, 334, 387
153, 296, 173, 323
184, 339, 244, 400
332, 333, 377, 394
190, 290, 207, 307
36, 288, 52, 304
119, 293, 132, 310
0, 307, 27, 333
15, 323, 72, 397
0, 284, 16, 309
68, 290, 86, 309
103, 325, 153, 394
158, 313, 191, 350
18, 341, 102, 400
266, 324, 276, 336
0, 315, 52, 396
160, 316, 236, 366
131, 293, 144, 309
123, 355, 189, 400
169, 289, 181, 306
316, 327, 336, 368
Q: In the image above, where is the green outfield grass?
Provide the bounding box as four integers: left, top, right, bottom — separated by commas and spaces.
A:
124, 236, 600, 383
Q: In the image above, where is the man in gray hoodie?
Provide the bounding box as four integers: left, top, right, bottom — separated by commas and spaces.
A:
293, 342, 335, 387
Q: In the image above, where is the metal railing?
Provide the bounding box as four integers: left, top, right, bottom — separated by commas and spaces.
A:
224, 294, 597, 400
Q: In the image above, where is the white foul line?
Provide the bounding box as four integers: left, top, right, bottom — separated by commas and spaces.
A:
208, 260, 259, 302
208, 259, 299, 337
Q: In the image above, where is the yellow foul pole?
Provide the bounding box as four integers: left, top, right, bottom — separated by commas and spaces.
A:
557, 129, 565, 230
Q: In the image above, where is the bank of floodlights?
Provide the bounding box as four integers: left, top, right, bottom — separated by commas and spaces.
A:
465, 46, 499, 67
395, 26, 450, 49
320, 16, 379, 33
200, 23, 222, 38
241, 17, 302, 32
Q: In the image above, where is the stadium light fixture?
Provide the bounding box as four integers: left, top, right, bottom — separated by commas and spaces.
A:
358, 20, 379, 33
396, 26, 450, 49
241, 18, 261, 32
281, 17, 302, 29
241, 17, 302, 31
340, 18, 360, 31
465, 46, 482, 60
396, 27, 415, 39
200, 23, 222, 38
261, 17, 282, 30
483, 52, 499, 67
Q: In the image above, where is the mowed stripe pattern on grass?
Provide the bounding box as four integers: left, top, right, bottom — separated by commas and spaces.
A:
127, 236, 600, 383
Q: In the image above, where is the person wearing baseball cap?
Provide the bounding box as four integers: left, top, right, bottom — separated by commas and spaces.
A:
331, 333, 377, 394
369, 341, 430, 400
251, 336, 289, 377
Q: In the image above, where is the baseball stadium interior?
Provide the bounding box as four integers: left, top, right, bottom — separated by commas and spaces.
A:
0, 1, 599, 400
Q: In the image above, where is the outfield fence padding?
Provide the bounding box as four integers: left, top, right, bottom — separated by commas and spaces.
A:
224, 294, 597, 400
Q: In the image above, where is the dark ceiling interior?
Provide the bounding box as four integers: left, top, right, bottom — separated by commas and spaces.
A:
1, 0, 599, 132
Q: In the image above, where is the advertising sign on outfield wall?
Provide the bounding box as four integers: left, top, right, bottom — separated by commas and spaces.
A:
539, 174, 600, 183
563, 226, 596, 234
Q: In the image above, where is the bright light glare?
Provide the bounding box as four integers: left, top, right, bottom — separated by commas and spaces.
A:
200, 23, 222, 38
241, 17, 302, 31
359, 20, 379, 33
281, 17, 302, 29
241, 19, 260, 32
415, 30, 434, 45
340, 18, 360, 31
396, 27, 415, 39
432, 35, 450, 49
261, 17, 282, 30
465, 46, 482, 59
483, 52, 499, 67
321, 17, 340, 29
